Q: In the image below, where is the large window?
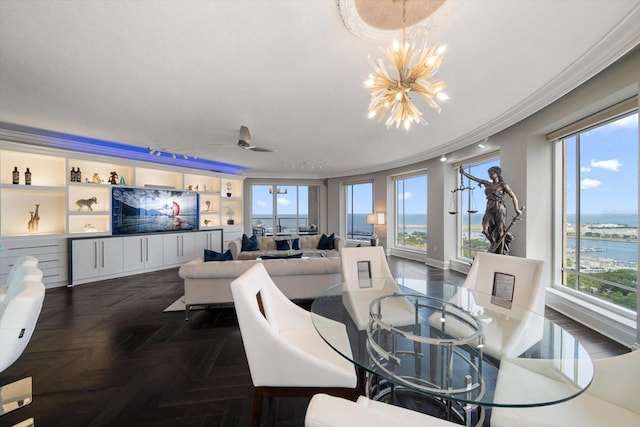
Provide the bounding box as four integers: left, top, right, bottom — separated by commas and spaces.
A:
395, 174, 427, 251
251, 184, 319, 235
346, 181, 373, 242
558, 111, 638, 312
457, 156, 501, 259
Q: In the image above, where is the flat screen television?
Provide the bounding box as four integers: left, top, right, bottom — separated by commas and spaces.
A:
111, 187, 199, 235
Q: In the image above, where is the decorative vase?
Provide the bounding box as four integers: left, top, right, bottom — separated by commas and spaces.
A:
25, 168, 31, 185
12, 166, 19, 184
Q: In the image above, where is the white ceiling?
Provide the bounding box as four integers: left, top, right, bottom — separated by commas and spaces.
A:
1, 0, 639, 178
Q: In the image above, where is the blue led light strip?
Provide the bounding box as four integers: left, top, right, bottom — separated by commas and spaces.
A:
0, 122, 245, 175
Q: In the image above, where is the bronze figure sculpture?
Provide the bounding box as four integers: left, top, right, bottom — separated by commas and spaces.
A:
459, 166, 522, 254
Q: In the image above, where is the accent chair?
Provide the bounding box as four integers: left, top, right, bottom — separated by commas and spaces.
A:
0, 264, 45, 417
490, 350, 640, 426
230, 263, 357, 427
305, 393, 460, 427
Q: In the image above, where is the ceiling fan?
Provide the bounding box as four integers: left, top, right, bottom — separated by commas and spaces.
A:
210, 126, 276, 153
238, 125, 275, 152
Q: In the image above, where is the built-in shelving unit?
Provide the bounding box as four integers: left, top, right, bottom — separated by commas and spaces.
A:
0, 140, 245, 287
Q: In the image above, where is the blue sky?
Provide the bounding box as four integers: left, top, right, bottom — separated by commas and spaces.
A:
567, 112, 638, 214
252, 185, 308, 215
397, 175, 428, 214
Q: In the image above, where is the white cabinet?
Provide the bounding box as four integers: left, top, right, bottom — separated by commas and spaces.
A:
70, 237, 123, 284
195, 229, 223, 253
122, 234, 164, 272
163, 232, 196, 265
0, 237, 68, 288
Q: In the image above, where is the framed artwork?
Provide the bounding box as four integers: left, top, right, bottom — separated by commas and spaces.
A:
491, 272, 515, 309
357, 261, 373, 287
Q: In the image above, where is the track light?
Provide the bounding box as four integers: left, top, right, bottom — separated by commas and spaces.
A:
440, 154, 447, 162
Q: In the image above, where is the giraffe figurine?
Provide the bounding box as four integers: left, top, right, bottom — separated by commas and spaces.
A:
27, 211, 35, 233
33, 204, 40, 233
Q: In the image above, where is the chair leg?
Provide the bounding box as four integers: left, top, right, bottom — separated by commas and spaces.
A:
252, 387, 264, 427
0, 377, 33, 416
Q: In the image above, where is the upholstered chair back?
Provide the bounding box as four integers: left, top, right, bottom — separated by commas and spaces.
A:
340, 246, 393, 289
1, 256, 39, 306
0, 265, 45, 372
463, 252, 545, 315
3, 264, 43, 310
230, 263, 356, 388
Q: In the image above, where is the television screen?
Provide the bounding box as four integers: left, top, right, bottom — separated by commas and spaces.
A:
111, 187, 199, 235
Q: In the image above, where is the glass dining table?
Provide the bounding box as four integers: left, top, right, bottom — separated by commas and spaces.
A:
310, 278, 594, 426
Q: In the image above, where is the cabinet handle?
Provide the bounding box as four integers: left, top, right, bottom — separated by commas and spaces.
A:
176, 236, 179, 256
181, 235, 184, 256
101, 241, 105, 268
145, 238, 149, 262
140, 238, 144, 262
94, 241, 98, 269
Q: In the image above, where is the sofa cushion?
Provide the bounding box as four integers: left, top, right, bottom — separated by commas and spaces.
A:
292, 238, 300, 250
204, 249, 233, 262
241, 234, 258, 251
275, 239, 290, 251
318, 233, 335, 250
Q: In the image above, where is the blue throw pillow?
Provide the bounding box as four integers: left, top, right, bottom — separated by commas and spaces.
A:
241, 234, 258, 251
204, 249, 233, 262
292, 238, 300, 251
317, 233, 335, 250
275, 240, 290, 251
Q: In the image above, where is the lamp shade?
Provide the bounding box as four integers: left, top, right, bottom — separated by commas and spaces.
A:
366, 213, 385, 225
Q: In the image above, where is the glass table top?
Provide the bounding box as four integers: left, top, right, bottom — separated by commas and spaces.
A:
310, 279, 594, 408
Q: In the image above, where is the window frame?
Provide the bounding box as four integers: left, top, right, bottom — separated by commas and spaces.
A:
250, 184, 319, 236
551, 106, 638, 318
344, 180, 374, 243
454, 154, 501, 261
394, 171, 428, 253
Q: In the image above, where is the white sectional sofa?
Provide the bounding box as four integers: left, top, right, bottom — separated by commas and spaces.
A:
228, 234, 344, 260
178, 255, 342, 319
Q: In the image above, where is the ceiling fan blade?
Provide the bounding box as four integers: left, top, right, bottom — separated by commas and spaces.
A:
248, 146, 276, 153
239, 125, 251, 144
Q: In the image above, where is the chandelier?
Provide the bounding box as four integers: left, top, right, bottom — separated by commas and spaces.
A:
364, 0, 449, 130
268, 186, 288, 194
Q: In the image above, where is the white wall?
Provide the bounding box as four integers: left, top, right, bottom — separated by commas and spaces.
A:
327, 47, 640, 347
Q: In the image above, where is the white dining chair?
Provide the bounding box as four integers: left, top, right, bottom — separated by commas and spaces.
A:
230, 263, 357, 427
1, 264, 45, 417
462, 251, 545, 315
339, 246, 414, 330
340, 246, 393, 285
305, 393, 460, 427
447, 252, 546, 359
0, 255, 39, 305
490, 350, 640, 426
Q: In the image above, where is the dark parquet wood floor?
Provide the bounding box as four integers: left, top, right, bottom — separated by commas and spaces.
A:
0, 257, 629, 427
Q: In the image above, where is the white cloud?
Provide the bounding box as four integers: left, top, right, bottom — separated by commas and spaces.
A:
398, 191, 413, 200
256, 200, 267, 207
580, 166, 591, 172
610, 114, 638, 128
590, 159, 621, 171
581, 178, 602, 189
277, 197, 291, 206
